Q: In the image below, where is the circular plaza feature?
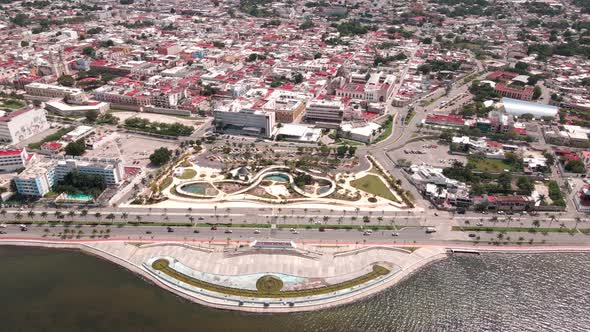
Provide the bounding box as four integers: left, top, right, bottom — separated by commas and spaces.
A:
256, 275, 284, 293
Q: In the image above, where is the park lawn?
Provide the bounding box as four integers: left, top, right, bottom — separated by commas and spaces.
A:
0, 99, 25, 109
159, 176, 173, 190
178, 169, 197, 179
350, 174, 398, 202
373, 120, 393, 143
337, 138, 365, 146
468, 157, 513, 173
152, 259, 390, 298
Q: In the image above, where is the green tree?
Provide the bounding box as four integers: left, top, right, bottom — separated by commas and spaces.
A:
149, 147, 172, 166
85, 109, 99, 122
565, 159, 586, 173
65, 139, 86, 156
533, 86, 542, 100
82, 47, 95, 57
57, 74, 75, 87
516, 176, 534, 194
11, 13, 28, 27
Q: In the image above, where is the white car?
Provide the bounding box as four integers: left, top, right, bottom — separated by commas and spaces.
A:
291, 230, 299, 235
391, 232, 399, 237
253, 229, 260, 234
0, 224, 6, 228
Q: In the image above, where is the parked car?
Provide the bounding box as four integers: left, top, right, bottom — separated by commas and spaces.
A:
319, 228, 326, 232
468, 233, 477, 238
392, 232, 399, 236
146, 231, 152, 234
253, 229, 260, 234
167, 227, 174, 233
224, 229, 233, 234
210, 226, 218, 230
193, 229, 200, 233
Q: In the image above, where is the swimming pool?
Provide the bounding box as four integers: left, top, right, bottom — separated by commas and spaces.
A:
263, 173, 290, 182
66, 193, 93, 201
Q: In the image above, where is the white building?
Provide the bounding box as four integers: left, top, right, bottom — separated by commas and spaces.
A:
0, 148, 34, 172
0, 108, 49, 144
305, 100, 344, 124
340, 122, 381, 143
14, 157, 125, 197
213, 108, 275, 137
14, 161, 55, 197
55, 158, 124, 185
24, 82, 87, 104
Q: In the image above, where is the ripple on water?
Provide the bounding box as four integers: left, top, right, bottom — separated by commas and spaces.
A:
1, 247, 590, 332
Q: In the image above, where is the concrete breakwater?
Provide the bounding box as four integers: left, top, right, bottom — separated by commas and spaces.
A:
3, 239, 590, 313
0, 239, 446, 313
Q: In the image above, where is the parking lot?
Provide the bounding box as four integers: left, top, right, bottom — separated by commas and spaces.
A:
392, 139, 467, 167
85, 134, 178, 169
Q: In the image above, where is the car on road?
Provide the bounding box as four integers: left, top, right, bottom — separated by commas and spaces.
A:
291, 230, 299, 234
363, 231, 372, 236
434, 212, 439, 216
224, 229, 233, 234
392, 232, 399, 236
425, 227, 436, 233
198, 217, 204, 220
210, 226, 218, 230
0, 223, 6, 228
319, 228, 326, 232
0, 230, 6, 234
468, 233, 477, 238
167, 227, 174, 233
193, 229, 200, 233
476, 222, 483, 226
146, 231, 152, 234
253, 229, 260, 234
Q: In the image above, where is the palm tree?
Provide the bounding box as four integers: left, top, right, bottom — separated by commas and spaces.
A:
355, 207, 360, 217
121, 212, 128, 221
549, 214, 557, 228
94, 212, 102, 222
41, 211, 48, 219
68, 210, 76, 220
0, 209, 7, 218
188, 215, 195, 225
135, 215, 142, 223
106, 213, 116, 223
27, 210, 35, 220
80, 209, 88, 218
15, 212, 22, 221
54, 211, 62, 219
537, 194, 547, 206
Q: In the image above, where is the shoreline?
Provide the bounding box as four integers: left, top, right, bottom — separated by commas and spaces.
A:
2, 239, 590, 313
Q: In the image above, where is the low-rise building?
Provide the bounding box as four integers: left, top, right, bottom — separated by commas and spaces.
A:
213, 108, 275, 138
24, 83, 87, 104
0, 108, 49, 144
304, 100, 344, 125
14, 157, 125, 197
0, 148, 34, 172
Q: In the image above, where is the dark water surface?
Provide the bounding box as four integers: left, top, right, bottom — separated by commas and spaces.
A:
1, 246, 589, 332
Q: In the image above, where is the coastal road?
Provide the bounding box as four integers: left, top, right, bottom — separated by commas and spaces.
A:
2, 222, 590, 246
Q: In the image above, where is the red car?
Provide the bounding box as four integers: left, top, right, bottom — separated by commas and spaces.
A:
210, 226, 218, 230
319, 228, 326, 232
